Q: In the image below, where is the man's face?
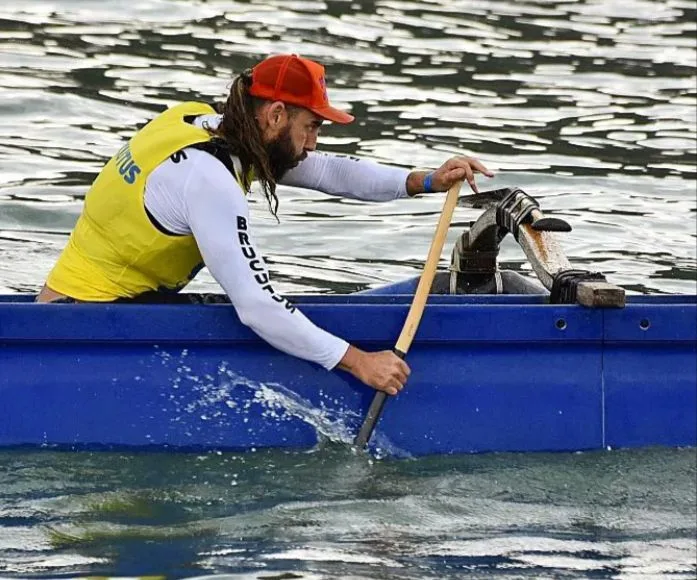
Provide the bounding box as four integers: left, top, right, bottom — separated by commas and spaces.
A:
266, 106, 323, 180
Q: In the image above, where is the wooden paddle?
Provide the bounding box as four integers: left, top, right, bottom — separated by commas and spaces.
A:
354, 179, 464, 448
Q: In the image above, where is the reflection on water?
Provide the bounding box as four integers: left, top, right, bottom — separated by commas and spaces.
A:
0, 446, 695, 578
0, 0, 694, 295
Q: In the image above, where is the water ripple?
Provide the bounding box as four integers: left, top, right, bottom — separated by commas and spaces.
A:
3, 1, 693, 292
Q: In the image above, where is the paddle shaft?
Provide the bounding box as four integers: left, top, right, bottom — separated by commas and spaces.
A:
353, 181, 463, 448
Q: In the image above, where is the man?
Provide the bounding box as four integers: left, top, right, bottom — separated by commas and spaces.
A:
36, 54, 493, 397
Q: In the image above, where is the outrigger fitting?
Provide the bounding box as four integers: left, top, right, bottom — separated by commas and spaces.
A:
452, 187, 625, 308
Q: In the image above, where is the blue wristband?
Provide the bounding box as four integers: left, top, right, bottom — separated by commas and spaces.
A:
423, 172, 434, 193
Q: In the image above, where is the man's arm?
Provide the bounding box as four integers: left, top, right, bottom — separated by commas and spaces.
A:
179, 153, 409, 393
184, 156, 348, 370
281, 151, 494, 198
280, 151, 410, 201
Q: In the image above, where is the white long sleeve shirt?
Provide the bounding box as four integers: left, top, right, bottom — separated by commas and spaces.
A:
143, 114, 410, 371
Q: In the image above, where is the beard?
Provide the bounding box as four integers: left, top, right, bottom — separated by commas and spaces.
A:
265, 126, 306, 181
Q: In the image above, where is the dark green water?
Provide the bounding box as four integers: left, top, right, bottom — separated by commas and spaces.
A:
0, 0, 695, 577
1, 446, 695, 578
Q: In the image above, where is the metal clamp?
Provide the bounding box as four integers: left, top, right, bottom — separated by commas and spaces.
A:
494, 188, 572, 240
550, 269, 607, 304
495, 188, 539, 240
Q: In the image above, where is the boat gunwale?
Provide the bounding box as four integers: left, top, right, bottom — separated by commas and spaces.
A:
0, 294, 695, 344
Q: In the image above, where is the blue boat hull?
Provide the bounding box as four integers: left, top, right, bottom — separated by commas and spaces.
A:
1, 292, 695, 456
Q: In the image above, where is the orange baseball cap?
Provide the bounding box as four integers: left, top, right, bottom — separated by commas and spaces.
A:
249, 54, 354, 124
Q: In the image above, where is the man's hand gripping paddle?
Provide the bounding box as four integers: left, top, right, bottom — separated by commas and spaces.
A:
353, 180, 464, 449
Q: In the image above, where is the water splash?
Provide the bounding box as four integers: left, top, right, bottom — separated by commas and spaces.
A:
219, 362, 357, 446
155, 349, 408, 457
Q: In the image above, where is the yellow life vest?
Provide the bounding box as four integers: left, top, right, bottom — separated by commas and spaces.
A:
47, 102, 244, 301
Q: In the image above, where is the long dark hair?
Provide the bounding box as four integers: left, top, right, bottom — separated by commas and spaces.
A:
215, 69, 279, 218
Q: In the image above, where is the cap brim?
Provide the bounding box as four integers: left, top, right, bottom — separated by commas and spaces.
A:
311, 105, 354, 124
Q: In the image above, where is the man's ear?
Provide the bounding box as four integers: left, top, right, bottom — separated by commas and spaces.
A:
267, 101, 287, 129
257, 101, 287, 141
